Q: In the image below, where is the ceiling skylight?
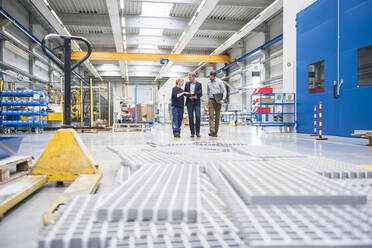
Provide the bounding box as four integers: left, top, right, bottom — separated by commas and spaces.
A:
139, 28, 163, 36
141, 2, 173, 17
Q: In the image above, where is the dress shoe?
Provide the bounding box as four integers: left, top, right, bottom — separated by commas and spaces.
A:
196, 134, 201, 138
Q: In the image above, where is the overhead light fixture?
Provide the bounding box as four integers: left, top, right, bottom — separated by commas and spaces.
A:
122, 29, 126, 35
195, 0, 207, 14
121, 17, 126, 27
139, 28, 163, 36
138, 45, 158, 49
51, 10, 63, 25
43, 0, 50, 6
179, 31, 186, 41
120, 0, 124, 10
188, 15, 196, 26
141, 2, 173, 17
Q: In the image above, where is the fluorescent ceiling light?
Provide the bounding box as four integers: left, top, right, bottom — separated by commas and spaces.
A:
141, 2, 173, 17
139, 28, 163, 36
138, 45, 158, 49
121, 17, 125, 27
120, 0, 124, 10
51, 10, 63, 25
195, 0, 207, 14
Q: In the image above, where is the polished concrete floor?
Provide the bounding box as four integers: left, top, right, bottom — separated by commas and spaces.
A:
0, 124, 372, 248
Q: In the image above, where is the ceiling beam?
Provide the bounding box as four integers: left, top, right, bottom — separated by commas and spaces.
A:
105, 0, 126, 79
72, 33, 223, 48
60, 14, 244, 32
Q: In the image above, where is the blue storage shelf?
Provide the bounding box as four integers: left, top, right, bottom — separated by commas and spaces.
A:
1, 120, 48, 127
1, 111, 48, 116
1, 90, 45, 97
251, 93, 296, 127
1, 100, 48, 106
0, 89, 48, 128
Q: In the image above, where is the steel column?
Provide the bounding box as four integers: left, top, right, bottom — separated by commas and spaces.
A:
63, 38, 72, 126
80, 81, 83, 127
90, 78, 93, 128
108, 81, 111, 128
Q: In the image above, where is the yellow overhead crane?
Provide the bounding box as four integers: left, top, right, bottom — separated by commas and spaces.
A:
71, 51, 232, 63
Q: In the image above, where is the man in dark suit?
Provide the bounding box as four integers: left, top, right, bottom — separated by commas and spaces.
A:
184, 72, 202, 137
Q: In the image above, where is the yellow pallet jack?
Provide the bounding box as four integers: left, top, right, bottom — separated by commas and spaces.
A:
0, 35, 102, 225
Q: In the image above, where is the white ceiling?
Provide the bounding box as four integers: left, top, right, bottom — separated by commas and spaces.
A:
42, 0, 275, 83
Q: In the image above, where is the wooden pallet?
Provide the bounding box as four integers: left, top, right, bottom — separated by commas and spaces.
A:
352, 130, 372, 146
76, 129, 98, 133
112, 123, 149, 132
0, 156, 33, 184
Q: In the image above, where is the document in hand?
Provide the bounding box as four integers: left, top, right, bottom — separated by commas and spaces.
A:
213, 93, 224, 103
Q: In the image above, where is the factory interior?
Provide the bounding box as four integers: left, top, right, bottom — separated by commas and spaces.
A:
1, 0, 372, 247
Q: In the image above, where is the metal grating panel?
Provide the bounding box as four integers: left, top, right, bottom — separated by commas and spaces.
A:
164, 29, 235, 39
124, 0, 142, 15
95, 164, 200, 222
48, 0, 108, 14
107, 233, 244, 248
38, 172, 244, 248
125, 27, 140, 34
209, 6, 262, 21
271, 158, 372, 179
66, 25, 112, 34
108, 146, 187, 171
232, 145, 306, 158
207, 165, 372, 248
240, 205, 372, 248
170, 3, 198, 18
218, 161, 367, 205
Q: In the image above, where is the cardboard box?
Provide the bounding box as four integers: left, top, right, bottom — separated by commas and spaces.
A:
136, 104, 154, 122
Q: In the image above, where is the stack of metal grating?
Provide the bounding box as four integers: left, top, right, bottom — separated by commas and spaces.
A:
39, 140, 372, 248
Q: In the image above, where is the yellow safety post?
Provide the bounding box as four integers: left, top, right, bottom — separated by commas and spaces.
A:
60, 95, 63, 126
0, 80, 3, 91
80, 81, 83, 127
108, 81, 111, 128
90, 78, 93, 128
12, 83, 14, 100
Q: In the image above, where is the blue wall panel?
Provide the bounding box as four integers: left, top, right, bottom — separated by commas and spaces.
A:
296, 0, 372, 136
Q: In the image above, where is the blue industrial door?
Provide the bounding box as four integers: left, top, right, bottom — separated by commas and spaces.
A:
296, 0, 372, 136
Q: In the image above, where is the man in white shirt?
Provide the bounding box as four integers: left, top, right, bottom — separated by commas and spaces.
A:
207, 70, 227, 137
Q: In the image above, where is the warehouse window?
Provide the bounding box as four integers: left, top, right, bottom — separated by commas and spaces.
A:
358, 44, 372, 87
308, 60, 324, 94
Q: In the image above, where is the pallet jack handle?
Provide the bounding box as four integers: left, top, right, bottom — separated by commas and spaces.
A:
41, 34, 92, 127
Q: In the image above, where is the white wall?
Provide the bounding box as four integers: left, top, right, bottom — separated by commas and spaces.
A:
225, 10, 284, 109
283, 0, 317, 93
